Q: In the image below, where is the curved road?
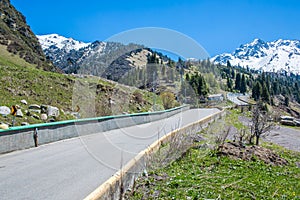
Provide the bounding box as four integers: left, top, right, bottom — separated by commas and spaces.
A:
227, 93, 249, 106
0, 108, 220, 200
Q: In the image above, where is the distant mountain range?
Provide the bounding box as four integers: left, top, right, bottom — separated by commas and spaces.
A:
212, 38, 300, 74
37, 34, 170, 81
39, 35, 300, 76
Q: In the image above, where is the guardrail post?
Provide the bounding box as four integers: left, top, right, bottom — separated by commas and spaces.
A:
33, 128, 38, 147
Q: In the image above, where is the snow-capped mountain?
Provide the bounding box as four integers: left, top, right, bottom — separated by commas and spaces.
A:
212, 38, 300, 74
37, 34, 156, 80
37, 34, 90, 52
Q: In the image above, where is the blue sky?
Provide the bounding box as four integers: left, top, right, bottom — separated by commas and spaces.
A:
11, 0, 300, 57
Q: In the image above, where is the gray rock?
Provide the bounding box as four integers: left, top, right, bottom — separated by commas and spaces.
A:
21, 122, 30, 126
21, 99, 28, 105
0, 123, 9, 130
71, 112, 80, 119
32, 114, 40, 120
28, 104, 41, 110
47, 106, 60, 118
16, 109, 24, 118
40, 105, 48, 113
48, 118, 56, 122
29, 109, 41, 114
0, 106, 11, 116
41, 114, 48, 121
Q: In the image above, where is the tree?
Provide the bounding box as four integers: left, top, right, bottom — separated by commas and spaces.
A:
252, 81, 262, 101
235, 73, 241, 91
249, 102, 275, 145
240, 74, 247, 94
226, 77, 232, 91
261, 82, 270, 103
284, 96, 290, 107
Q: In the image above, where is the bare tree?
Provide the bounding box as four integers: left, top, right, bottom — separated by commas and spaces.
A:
249, 101, 275, 145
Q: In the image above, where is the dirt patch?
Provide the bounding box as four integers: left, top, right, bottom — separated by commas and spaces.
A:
218, 142, 288, 166
125, 172, 169, 199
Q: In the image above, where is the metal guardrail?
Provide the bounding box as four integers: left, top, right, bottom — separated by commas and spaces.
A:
0, 105, 189, 154
0, 105, 189, 133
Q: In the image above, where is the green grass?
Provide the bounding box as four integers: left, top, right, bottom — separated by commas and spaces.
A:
0, 48, 166, 126
225, 109, 247, 130
128, 145, 300, 200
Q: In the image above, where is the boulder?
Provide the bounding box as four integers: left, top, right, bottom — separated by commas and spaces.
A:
29, 109, 41, 114
0, 106, 11, 116
71, 112, 80, 119
21, 122, 30, 126
16, 109, 24, 118
0, 123, 9, 130
47, 106, 60, 118
41, 114, 48, 121
40, 105, 48, 114
28, 104, 41, 110
21, 99, 28, 105
32, 114, 40, 120
48, 118, 56, 122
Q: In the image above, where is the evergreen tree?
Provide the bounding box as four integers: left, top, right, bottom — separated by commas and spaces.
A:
252, 81, 262, 101
227, 60, 232, 68
235, 73, 241, 91
226, 76, 233, 91
261, 82, 270, 103
240, 74, 247, 94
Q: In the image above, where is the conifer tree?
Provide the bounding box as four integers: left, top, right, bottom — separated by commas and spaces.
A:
240, 74, 247, 94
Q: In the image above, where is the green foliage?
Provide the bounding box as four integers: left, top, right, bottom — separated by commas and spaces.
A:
240, 74, 247, 94
188, 72, 209, 97
128, 146, 300, 200
160, 91, 176, 109
234, 73, 241, 91
252, 81, 262, 101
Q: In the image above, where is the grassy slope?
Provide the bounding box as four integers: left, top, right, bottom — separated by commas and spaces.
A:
128, 146, 300, 200
0, 46, 163, 126
127, 109, 300, 200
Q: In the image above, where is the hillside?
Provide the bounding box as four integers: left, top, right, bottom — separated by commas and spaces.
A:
0, 43, 166, 127
37, 34, 173, 82
37, 34, 146, 77
0, 0, 56, 71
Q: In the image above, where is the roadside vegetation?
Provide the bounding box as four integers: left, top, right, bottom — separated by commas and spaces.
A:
126, 145, 300, 200
125, 108, 300, 200
0, 48, 166, 127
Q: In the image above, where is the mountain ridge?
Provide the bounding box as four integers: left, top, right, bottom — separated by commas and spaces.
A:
37, 34, 171, 81
0, 0, 57, 71
212, 38, 300, 74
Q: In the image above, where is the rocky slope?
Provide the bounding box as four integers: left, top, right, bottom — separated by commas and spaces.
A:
0, 0, 56, 71
37, 34, 147, 78
37, 34, 170, 81
212, 38, 300, 74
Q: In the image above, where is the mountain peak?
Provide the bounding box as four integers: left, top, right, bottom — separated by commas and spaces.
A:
212, 39, 300, 74
37, 34, 90, 52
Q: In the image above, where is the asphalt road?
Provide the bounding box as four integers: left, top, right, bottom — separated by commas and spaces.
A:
227, 93, 249, 106
264, 126, 300, 152
0, 108, 220, 200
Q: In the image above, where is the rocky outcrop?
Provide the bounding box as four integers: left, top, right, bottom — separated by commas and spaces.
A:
0, 0, 57, 71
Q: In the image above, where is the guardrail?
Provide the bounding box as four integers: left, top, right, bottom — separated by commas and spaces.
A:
0, 105, 189, 154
